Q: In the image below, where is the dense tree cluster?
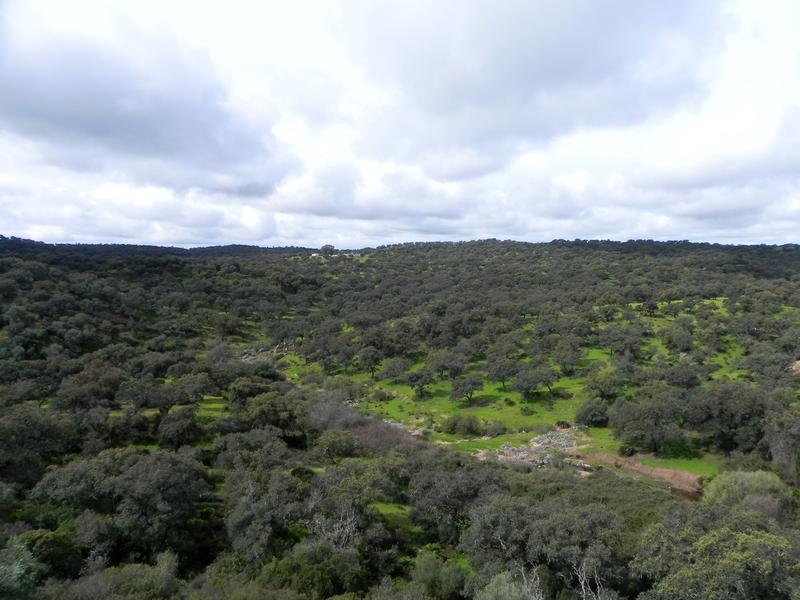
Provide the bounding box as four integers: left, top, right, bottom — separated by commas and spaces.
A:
2, 236, 800, 598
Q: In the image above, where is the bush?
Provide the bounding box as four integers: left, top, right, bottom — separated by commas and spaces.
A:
704, 470, 791, 508
575, 397, 609, 427
267, 543, 367, 599
157, 407, 202, 449
379, 358, 412, 382
314, 430, 365, 462
486, 421, 506, 438
411, 550, 468, 600
18, 525, 83, 579
440, 415, 484, 437
618, 444, 636, 457
372, 389, 394, 402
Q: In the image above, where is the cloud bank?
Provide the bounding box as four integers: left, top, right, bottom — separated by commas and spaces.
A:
1, 0, 799, 247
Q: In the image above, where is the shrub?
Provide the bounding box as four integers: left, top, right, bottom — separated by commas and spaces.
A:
440, 415, 484, 437
314, 430, 365, 462
486, 421, 506, 438
618, 444, 636, 457
575, 397, 609, 427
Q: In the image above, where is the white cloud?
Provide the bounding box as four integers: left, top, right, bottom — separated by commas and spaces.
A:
1, 0, 800, 247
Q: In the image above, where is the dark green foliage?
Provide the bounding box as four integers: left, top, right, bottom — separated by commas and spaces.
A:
38, 550, 183, 600
0, 538, 45, 599
486, 421, 506, 437
553, 336, 582, 375
0, 404, 78, 486
410, 550, 468, 600
633, 519, 799, 600
240, 392, 308, 445
410, 464, 506, 544
357, 345, 383, 378
214, 426, 290, 471
157, 406, 202, 449
267, 542, 367, 600
228, 377, 275, 405
575, 397, 609, 427
380, 358, 413, 382
30, 448, 211, 562
315, 430, 366, 462
763, 406, 800, 483
440, 415, 484, 437
18, 524, 83, 579
429, 351, 467, 380
609, 385, 692, 456
686, 381, 766, 453
3, 238, 800, 598
225, 469, 309, 564
405, 368, 435, 399
462, 494, 623, 590
512, 365, 556, 401
584, 364, 623, 400
450, 375, 483, 403
485, 357, 517, 390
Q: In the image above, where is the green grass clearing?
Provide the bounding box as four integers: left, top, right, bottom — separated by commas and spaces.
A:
370, 502, 424, 536
636, 454, 722, 476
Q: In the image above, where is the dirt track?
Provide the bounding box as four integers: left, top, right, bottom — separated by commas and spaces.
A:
571, 450, 702, 496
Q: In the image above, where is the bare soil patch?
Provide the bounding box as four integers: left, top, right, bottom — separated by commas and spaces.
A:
571, 450, 701, 496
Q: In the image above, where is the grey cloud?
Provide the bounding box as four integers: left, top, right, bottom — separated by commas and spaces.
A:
417, 147, 510, 181
272, 164, 464, 221
0, 13, 297, 195
658, 110, 800, 192
347, 1, 724, 168
1, 1, 798, 248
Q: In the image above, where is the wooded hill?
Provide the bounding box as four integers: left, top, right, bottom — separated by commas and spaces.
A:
1, 237, 800, 599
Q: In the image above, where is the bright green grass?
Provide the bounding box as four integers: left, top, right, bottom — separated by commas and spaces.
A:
583, 347, 611, 362
780, 303, 800, 311
582, 427, 621, 454
447, 550, 474, 573
448, 431, 536, 453
640, 314, 671, 333
280, 353, 324, 383
196, 395, 230, 423
369, 502, 423, 536
580, 428, 720, 475
703, 297, 729, 316
292, 336, 730, 481
637, 454, 722, 476
361, 375, 587, 434
708, 339, 748, 380
657, 299, 684, 309
643, 337, 670, 362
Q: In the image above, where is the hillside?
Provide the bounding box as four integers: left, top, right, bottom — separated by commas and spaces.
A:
1, 238, 800, 599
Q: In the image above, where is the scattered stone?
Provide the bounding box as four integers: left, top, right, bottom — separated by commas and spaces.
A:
476, 430, 580, 468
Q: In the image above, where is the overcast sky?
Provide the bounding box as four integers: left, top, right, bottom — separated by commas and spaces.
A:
1, 0, 799, 248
